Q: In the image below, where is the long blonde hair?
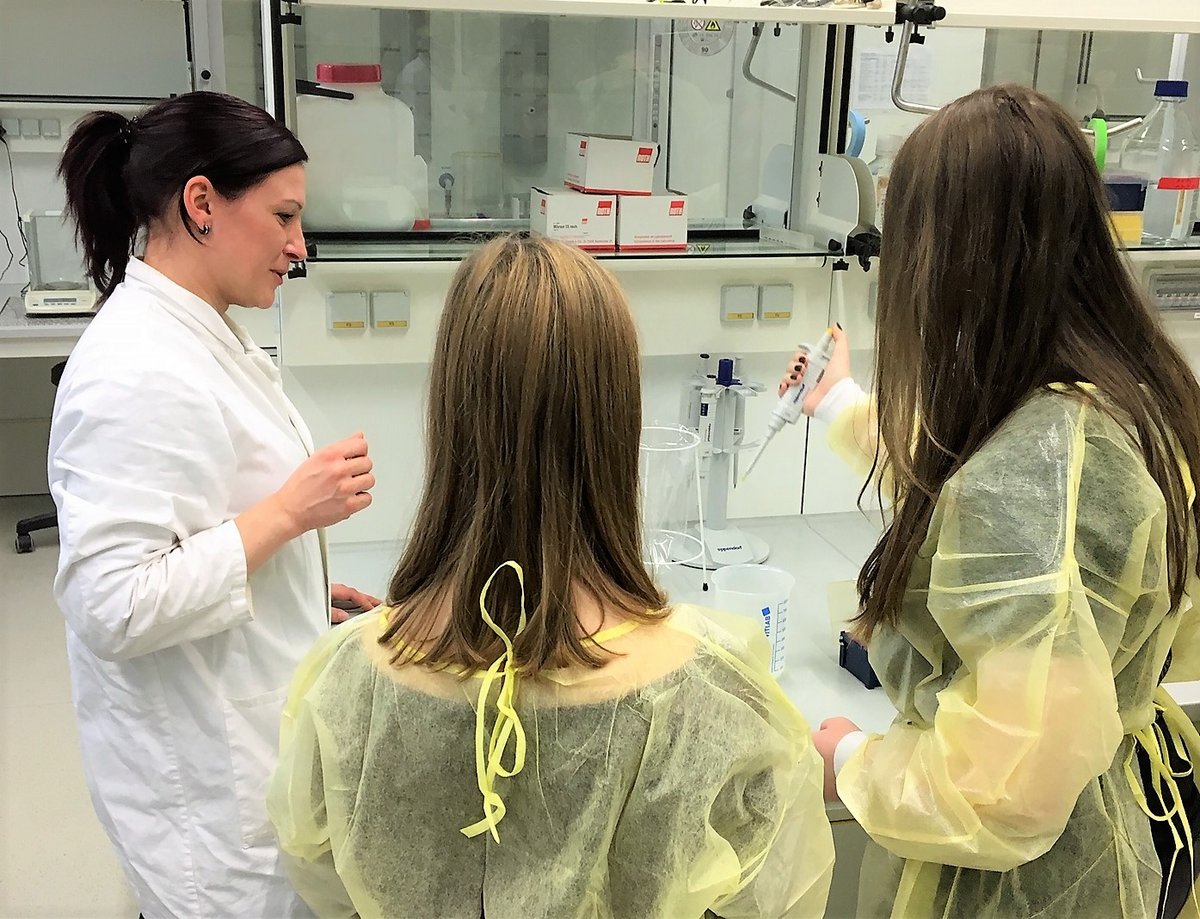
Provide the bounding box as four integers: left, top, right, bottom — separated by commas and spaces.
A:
381, 235, 667, 675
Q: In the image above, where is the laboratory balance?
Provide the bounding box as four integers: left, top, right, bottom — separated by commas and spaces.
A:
23, 210, 97, 316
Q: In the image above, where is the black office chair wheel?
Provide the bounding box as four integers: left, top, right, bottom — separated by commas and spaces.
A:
15, 533, 34, 554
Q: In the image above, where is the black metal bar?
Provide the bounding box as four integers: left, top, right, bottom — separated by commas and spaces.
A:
269, 0, 286, 122
0, 94, 166, 105
303, 227, 762, 245
835, 26, 854, 154
182, 0, 196, 72
296, 80, 354, 101
818, 25, 836, 154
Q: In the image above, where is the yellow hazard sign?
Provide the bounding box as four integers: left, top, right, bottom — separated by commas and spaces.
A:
705, 20, 721, 31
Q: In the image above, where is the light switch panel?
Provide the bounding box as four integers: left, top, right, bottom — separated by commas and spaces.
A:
720, 285, 757, 323
758, 284, 794, 321
370, 290, 410, 329
326, 291, 367, 330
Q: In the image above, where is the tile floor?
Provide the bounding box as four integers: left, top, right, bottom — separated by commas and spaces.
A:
0, 495, 138, 918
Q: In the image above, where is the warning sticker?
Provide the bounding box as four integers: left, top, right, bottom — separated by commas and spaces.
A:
705, 20, 721, 32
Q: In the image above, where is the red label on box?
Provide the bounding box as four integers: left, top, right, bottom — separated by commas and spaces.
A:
540, 198, 547, 213
597, 200, 613, 216
1158, 176, 1200, 190
579, 140, 587, 155
669, 200, 685, 215
636, 147, 654, 163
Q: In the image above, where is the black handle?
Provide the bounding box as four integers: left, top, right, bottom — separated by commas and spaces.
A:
296, 79, 355, 101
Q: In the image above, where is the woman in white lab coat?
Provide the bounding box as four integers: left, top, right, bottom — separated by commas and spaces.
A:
49, 92, 378, 918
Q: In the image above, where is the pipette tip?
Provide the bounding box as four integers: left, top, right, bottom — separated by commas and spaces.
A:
740, 442, 769, 484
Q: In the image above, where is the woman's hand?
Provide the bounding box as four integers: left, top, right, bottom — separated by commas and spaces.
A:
236, 433, 375, 576
330, 583, 382, 624
777, 324, 852, 416
275, 433, 375, 534
812, 716, 862, 801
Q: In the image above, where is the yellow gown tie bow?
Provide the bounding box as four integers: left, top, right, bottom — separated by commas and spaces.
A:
1123, 685, 1200, 915
461, 561, 529, 843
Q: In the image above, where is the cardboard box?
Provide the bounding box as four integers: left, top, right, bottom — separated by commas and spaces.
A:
564, 133, 658, 196
530, 186, 616, 251
616, 193, 688, 251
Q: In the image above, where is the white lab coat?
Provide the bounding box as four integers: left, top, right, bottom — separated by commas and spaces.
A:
48, 258, 327, 918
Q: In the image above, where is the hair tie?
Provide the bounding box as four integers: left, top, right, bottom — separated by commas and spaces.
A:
118, 116, 139, 147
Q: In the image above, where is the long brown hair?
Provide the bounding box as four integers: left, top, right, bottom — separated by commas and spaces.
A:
381, 234, 667, 675
858, 84, 1200, 640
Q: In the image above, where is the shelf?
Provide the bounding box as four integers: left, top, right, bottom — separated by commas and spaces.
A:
293, 0, 1200, 31
937, 0, 1200, 34
306, 235, 832, 264
1126, 246, 1200, 265
305, 233, 1200, 266
297, 0, 896, 26
0, 97, 162, 112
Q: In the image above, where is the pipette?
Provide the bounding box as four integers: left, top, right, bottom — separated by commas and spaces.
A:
740, 328, 837, 483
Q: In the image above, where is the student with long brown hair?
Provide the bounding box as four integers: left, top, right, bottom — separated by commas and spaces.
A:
268, 234, 835, 918
780, 83, 1200, 918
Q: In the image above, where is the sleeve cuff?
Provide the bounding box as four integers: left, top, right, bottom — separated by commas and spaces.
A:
813, 378, 867, 426
833, 731, 869, 775
215, 518, 254, 621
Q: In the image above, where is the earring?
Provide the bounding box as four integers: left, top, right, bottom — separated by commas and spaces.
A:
199, 224, 211, 236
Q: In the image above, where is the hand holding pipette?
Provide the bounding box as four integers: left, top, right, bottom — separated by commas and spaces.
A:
740, 325, 845, 483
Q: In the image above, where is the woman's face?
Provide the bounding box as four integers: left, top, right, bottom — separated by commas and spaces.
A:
208, 164, 307, 309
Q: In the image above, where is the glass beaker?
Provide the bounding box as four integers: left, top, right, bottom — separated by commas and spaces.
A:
639, 424, 705, 577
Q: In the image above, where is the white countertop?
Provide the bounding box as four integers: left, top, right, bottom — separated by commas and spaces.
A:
0, 288, 91, 359
328, 513, 897, 734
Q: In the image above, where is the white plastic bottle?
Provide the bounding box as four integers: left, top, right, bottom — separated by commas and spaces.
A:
1120, 80, 1200, 245
871, 134, 902, 230
296, 63, 430, 232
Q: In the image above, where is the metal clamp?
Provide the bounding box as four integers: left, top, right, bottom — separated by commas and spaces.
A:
743, 24, 797, 103
890, 16, 1144, 138
1082, 115, 1143, 138
891, 20, 939, 115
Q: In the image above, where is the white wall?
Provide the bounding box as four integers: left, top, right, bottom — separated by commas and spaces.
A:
276, 256, 840, 546
0, 2, 192, 495
223, 0, 268, 105
0, 2, 191, 291
0, 1, 189, 100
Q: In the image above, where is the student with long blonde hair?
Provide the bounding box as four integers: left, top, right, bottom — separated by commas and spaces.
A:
269, 234, 834, 918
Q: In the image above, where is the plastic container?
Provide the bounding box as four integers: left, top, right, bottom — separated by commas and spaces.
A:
871, 134, 902, 229
1104, 178, 1149, 245
711, 565, 794, 676
296, 63, 430, 232
1119, 80, 1199, 245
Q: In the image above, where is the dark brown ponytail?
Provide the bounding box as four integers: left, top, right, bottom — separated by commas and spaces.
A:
58, 92, 306, 301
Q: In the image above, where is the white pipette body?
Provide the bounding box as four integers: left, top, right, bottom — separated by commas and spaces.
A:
740, 329, 837, 481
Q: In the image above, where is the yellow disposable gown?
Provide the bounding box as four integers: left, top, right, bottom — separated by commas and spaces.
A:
828, 386, 1200, 918
267, 597, 834, 918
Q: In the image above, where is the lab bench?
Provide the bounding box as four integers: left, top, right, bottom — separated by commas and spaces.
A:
0, 287, 90, 359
